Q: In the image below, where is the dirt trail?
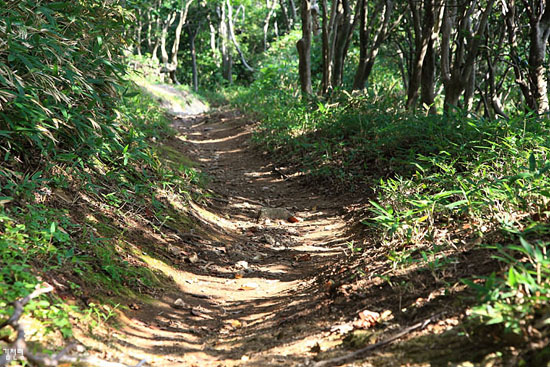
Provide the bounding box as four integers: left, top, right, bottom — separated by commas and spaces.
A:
101, 88, 356, 367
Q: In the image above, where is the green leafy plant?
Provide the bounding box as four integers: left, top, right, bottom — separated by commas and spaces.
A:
464, 238, 550, 336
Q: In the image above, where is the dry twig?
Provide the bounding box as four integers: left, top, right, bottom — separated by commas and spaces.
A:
312, 313, 443, 367
0, 283, 147, 367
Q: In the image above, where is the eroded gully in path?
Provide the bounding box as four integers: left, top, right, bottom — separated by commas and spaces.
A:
109, 89, 355, 367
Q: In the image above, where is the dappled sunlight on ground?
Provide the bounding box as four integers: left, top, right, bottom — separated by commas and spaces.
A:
71, 84, 355, 366
70, 84, 511, 367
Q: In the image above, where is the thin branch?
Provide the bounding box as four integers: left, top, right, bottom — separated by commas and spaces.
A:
312, 312, 443, 367
226, 0, 254, 72
0, 283, 147, 367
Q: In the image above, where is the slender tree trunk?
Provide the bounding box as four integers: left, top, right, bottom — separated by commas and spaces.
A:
352, 0, 369, 90
220, 2, 232, 82
352, 0, 394, 90
171, 0, 193, 67
136, 9, 143, 56
420, 38, 436, 112
486, 49, 509, 119
167, 0, 194, 84
190, 28, 199, 91
395, 42, 408, 91
441, 0, 495, 111
464, 62, 476, 111
503, 0, 533, 108
146, 7, 153, 53
297, 0, 313, 95
207, 14, 219, 65
280, 0, 291, 30
331, 0, 353, 87
406, 0, 438, 110
288, 0, 297, 25
264, 0, 277, 50
227, 0, 254, 72
528, 2, 550, 114
151, 0, 162, 61
160, 12, 177, 68
320, 0, 331, 93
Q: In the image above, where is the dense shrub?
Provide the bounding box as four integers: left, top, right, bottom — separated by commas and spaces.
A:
0, 0, 130, 160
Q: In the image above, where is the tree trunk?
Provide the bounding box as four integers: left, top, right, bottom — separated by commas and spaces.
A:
208, 14, 219, 65
168, 0, 194, 84
320, 0, 331, 93
420, 38, 436, 113
151, 0, 162, 61
463, 61, 476, 111
297, 0, 313, 95
395, 42, 408, 91
441, 0, 495, 111
288, 0, 298, 25
220, 2, 232, 82
190, 28, 198, 91
503, 0, 534, 109
352, 0, 369, 90
528, 2, 550, 114
406, 0, 438, 110
227, 0, 254, 72
352, 0, 394, 90
160, 12, 177, 68
146, 7, 153, 53
280, 0, 291, 30
264, 0, 277, 50
331, 0, 354, 87
136, 9, 143, 56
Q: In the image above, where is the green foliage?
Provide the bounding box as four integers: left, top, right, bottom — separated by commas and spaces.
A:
464, 238, 550, 337
0, 207, 75, 337
0, 0, 130, 159
0, 82, 198, 341
81, 302, 119, 334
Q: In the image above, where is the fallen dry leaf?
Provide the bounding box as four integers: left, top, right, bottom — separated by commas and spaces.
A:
187, 253, 199, 263
380, 309, 393, 321
239, 282, 259, 290
353, 310, 380, 329
229, 319, 242, 328
172, 298, 187, 310
288, 216, 300, 223
295, 254, 311, 262
329, 322, 354, 335
191, 308, 212, 319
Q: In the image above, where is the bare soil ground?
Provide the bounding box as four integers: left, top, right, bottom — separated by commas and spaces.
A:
76, 87, 515, 367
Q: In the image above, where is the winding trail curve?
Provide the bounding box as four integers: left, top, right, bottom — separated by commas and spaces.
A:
109, 85, 354, 367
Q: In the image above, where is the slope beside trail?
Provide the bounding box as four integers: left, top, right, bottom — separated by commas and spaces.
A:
93, 85, 357, 367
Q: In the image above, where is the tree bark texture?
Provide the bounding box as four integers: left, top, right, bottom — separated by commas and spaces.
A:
441, 0, 495, 111
297, 0, 313, 95
352, 0, 395, 90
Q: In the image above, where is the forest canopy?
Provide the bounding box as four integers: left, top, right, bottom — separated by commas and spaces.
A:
127, 0, 550, 116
